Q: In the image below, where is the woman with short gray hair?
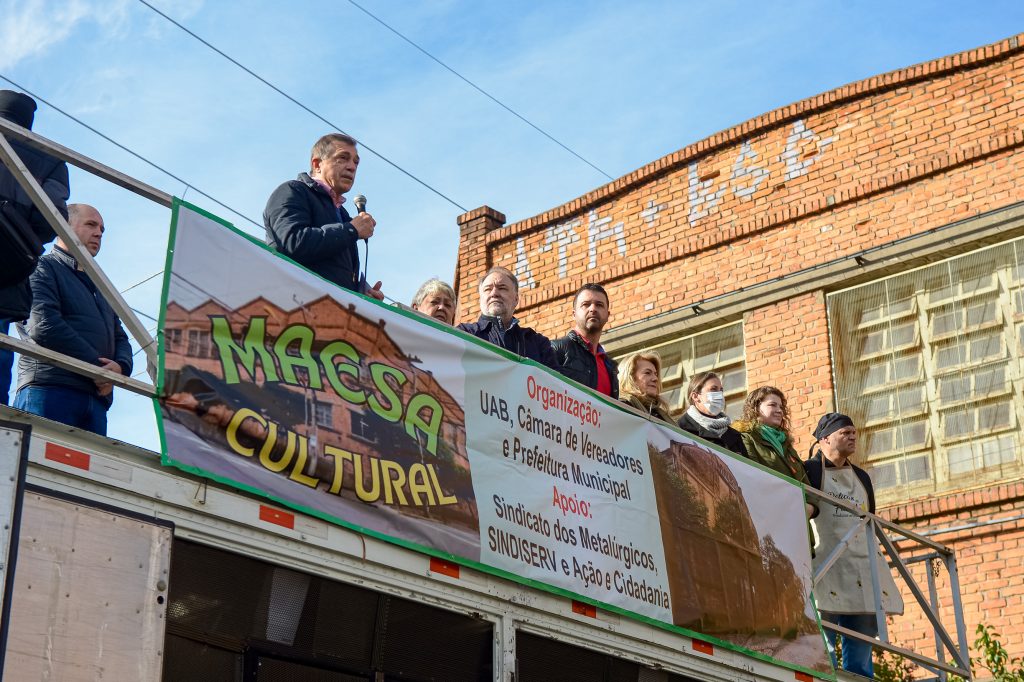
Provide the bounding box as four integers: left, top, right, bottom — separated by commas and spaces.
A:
411, 278, 456, 325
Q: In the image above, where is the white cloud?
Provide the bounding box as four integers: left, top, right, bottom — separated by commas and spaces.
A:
0, 0, 134, 71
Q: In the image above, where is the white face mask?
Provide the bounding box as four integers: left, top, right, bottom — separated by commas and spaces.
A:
703, 391, 726, 415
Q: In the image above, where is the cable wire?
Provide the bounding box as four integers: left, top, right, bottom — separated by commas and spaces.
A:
345, 0, 614, 181
135, 0, 470, 212
122, 270, 164, 293
0, 74, 264, 230
130, 307, 159, 324
132, 327, 160, 359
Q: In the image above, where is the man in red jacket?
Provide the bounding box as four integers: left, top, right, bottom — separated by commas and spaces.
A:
552, 284, 618, 397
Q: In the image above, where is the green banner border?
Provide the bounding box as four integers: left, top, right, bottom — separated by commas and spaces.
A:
153, 197, 836, 680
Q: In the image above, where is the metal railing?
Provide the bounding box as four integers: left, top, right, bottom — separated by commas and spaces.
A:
0, 116, 166, 392
806, 485, 972, 680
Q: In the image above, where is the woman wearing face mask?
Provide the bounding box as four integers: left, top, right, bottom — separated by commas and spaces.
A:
677, 372, 747, 457
618, 350, 674, 424
734, 386, 817, 519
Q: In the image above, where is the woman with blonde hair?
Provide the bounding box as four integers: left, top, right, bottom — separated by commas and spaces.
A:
734, 385, 817, 518
677, 372, 747, 457
617, 350, 673, 423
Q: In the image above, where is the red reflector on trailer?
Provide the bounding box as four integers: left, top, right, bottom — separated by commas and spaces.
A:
429, 557, 460, 578
259, 505, 294, 529
692, 639, 714, 655
571, 601, 596, 618
795, 673, 813, 681
45, 442, 91, 471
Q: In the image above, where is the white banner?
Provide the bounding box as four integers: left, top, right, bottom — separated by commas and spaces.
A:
155, 200, 831, 676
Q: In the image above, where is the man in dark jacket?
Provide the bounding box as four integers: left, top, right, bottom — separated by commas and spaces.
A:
264, 133, 383, 300
14, 205, 132, 435
552, 283, 618, 397
458, 267, 558, 371
0, 90, 70, 404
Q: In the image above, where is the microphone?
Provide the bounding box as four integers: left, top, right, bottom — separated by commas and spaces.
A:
352, 194, 370, 287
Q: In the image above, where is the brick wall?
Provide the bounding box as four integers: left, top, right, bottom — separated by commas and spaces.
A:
457, 34, 1024, 347
742, 292, 834, 455
457, 33, 1024, 431
455, 32, 1024, 669
879, 485, 1024, 666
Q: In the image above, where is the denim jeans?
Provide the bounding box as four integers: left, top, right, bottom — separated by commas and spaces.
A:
821, 612, 878, 678
0, 319, 12, 406
14, 385, 108, 436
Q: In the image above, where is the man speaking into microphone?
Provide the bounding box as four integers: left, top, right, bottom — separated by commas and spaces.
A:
264, 133, 384, 300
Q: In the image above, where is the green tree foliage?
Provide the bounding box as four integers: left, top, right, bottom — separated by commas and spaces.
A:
873, 649, 913, 682
970, 623, 1024, 681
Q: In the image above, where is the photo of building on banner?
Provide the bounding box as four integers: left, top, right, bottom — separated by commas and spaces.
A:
647, 427, 823, 663
154, 200, 830, 675
157, 202, 479, 559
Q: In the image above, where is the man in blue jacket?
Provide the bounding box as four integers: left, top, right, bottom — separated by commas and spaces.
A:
0, 90, 70, 404
458, 267, 558, 371
14, 204, 132, 435
264, 133, 384, 300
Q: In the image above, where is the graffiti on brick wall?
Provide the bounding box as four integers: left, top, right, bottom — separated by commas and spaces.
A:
586, 209, 626, 269
508, 118, 835, 288
537, 217, 581, 279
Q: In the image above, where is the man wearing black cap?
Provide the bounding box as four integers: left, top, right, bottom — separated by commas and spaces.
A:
805, 413, 903, 679
0, 90, 70, 405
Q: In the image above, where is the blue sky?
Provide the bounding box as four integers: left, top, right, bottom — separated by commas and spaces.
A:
2, 0, 1023, 450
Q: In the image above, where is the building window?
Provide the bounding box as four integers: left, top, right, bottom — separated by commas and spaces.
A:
615, 322, 747, 420
186, 329, 212, 358
166, 328, 182, 352
827, 239, 1024, 500
351, 412, 378, 444
314, 403, 333, 429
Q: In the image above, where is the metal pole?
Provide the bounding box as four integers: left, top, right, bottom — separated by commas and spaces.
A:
822, 621, 968, 678
812, 515, 869, 585
0, 132, 158, 373
876, 530, 969, 672
805, 485, 950, 552
945, 552, 972, 679
0, 333, 154, 398
926, 558, 947, 682
0, 117, 172, 207
866, 517, 888, 642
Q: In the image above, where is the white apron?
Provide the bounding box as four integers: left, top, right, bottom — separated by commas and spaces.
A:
811, 464, 904, 614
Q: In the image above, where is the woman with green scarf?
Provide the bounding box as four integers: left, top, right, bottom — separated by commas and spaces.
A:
734, 386, 817, 520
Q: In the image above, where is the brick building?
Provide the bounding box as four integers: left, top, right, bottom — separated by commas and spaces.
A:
162, 295, 477, 528
455, 35, 1024, 661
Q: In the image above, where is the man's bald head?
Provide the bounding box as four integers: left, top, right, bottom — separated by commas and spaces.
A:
58, 204, 105, 257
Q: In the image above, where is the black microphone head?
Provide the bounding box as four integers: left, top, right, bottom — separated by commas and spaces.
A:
353, 194, 367, 213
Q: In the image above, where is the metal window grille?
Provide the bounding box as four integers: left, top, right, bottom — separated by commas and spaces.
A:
827, 237, 1024, 501
613, 322, 747, 419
